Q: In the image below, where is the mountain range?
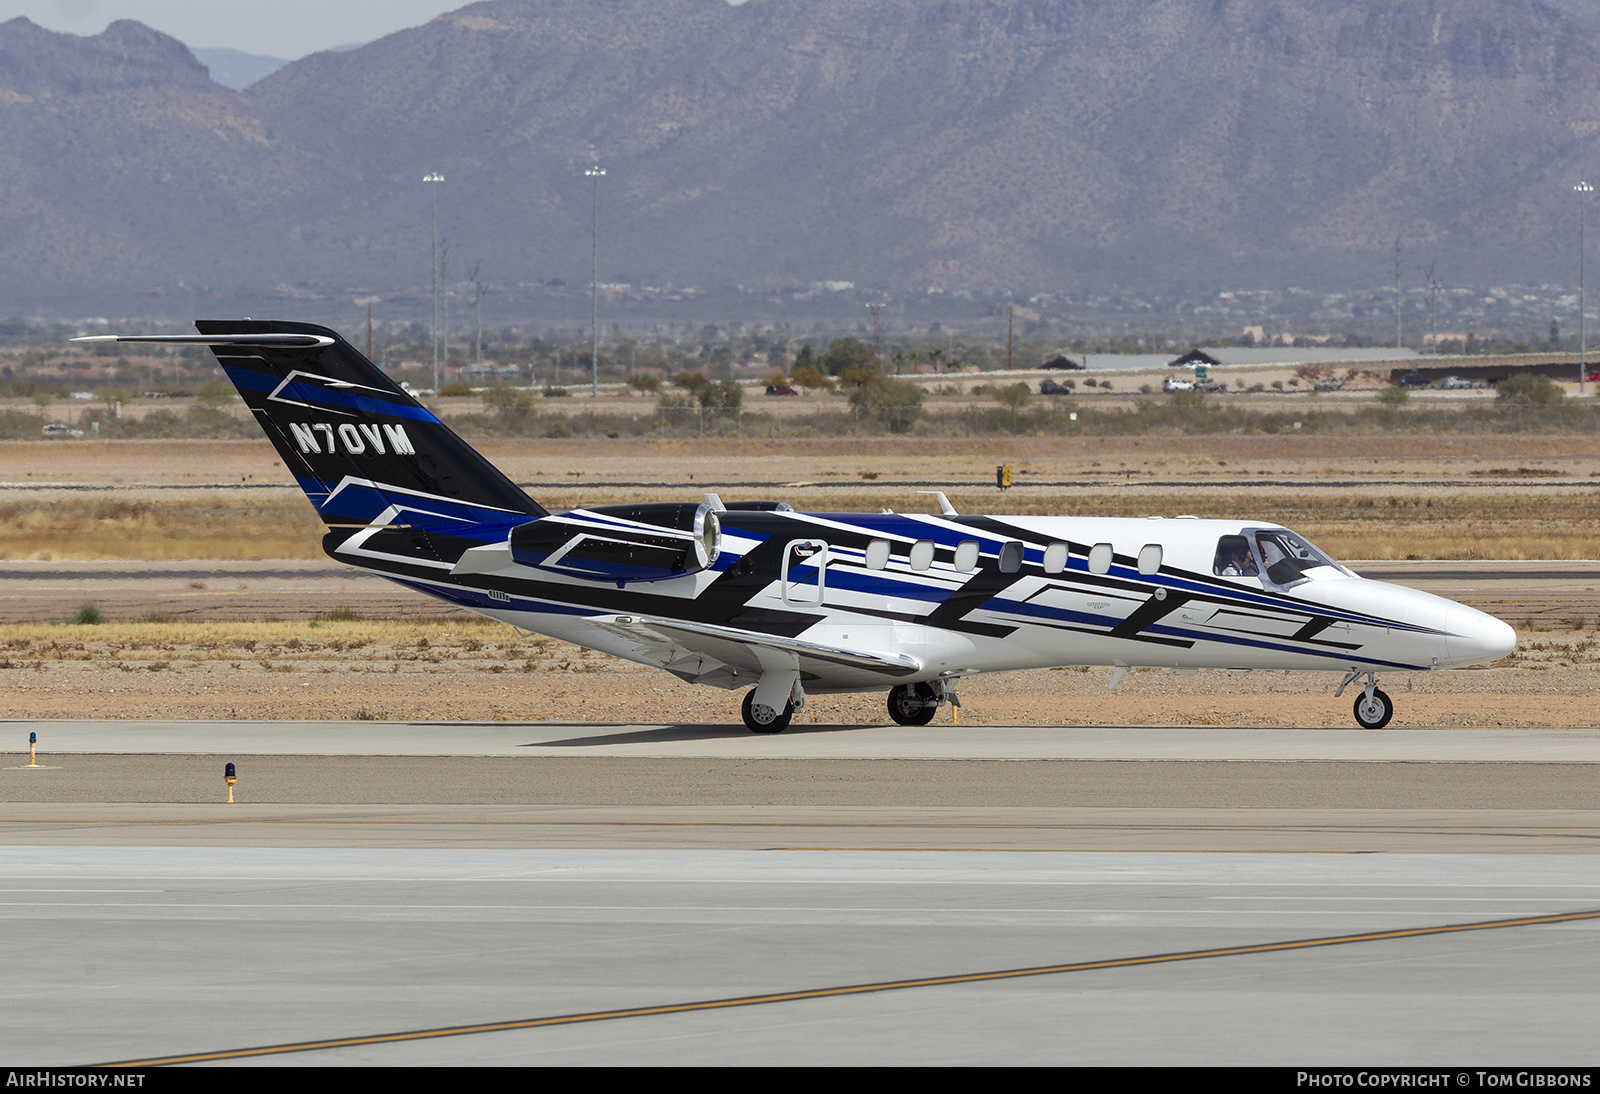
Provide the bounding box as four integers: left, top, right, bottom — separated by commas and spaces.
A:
3, 0, 1600, 317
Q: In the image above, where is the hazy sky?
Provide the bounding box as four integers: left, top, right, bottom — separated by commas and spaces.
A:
0, 0, 746, 59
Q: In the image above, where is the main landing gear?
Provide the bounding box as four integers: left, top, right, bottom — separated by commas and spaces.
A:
1337, 670, 1394, 729
740, 668, 803, 734
741, 689, 794, 734
886, 682, 939, 726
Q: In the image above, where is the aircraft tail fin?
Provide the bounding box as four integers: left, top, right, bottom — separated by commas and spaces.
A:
76, 321, 547, 542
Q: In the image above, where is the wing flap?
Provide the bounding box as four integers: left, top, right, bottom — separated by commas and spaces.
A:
590, 615, 922, 679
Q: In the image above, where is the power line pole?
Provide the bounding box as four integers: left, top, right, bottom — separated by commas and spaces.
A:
440, 238, 450, 388
585, 163, 606, 396
1007, 303, 1015, 370
866, 302, 883, 368
423, 172, 445, 394
1579, 182, 1593, 398
1393, 237, 1403, 353
1425, 261, 1438, 355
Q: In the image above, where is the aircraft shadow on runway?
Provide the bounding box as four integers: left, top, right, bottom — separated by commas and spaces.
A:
525, 722, 888, 746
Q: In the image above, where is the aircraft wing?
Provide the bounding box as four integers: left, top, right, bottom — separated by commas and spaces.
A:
589, 614, 922, 688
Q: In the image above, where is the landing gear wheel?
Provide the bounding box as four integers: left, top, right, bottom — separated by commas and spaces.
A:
741, 689, 794, 734
1353, 688, 1394, 729
887, 683, 939, 727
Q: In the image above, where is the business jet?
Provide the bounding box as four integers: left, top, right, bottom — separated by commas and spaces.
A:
76, 321, 1517, 732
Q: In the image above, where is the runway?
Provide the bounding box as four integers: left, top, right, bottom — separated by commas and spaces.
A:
14, 719, 1600, 759
4, 720, 1598, 1065
4, 848, 1598, 1066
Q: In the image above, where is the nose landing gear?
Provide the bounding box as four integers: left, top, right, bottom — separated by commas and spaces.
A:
1337, 670, 1394, 729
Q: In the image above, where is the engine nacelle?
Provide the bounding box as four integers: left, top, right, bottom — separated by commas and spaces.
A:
509, 502, 722, 584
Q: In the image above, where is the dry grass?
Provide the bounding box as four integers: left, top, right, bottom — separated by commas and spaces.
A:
0, 616, 622, 670
0, 496, 323, 561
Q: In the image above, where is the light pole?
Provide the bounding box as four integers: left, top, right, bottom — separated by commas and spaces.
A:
585, 163, 606, 396
1579, 181, 1593, 398
423, 171, 445, 395
866, 302, 883, 368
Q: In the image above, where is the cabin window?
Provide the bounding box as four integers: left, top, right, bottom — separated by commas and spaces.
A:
1042, 542, 1068, 574
1088, 542, 1114, 574
864, 539, 891, 570
908, 540, 935, 571
998, 541, 1023, 574
954, 540, 980, 572
1137, 544, 1163, 575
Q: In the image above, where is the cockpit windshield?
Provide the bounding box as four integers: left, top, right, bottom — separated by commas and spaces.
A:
1214, 529, 1348, 586
1250, 529, 1345, 586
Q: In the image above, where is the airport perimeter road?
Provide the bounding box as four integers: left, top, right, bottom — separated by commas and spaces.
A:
3, 848, 1598, 1067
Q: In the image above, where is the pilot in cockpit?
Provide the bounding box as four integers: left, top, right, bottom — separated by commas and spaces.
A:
1215, 536, 1258, 577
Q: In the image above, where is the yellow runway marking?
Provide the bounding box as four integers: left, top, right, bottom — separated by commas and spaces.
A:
101, 906, 1600, 1067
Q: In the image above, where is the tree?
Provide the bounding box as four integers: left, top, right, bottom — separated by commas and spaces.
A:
1496, 373, 1564, 407
672, 371, 711, 396
823, 337, 873, 377
483, 385, 537, 427
849, 375, 923, 433
698, 378, 743, 410
791, 363, 833, 390
194, 378, 234, 406
992, 382, 1032, 411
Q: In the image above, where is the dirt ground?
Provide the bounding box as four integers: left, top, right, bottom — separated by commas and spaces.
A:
0, 614, 1594, 728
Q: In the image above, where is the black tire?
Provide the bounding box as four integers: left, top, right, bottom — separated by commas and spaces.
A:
887, 683, 939, 727
1352, 688, 1394, 729
741, 688, 793, 734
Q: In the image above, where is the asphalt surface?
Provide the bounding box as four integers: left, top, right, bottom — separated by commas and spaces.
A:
4, 848, 1597, 1066
5, 719, 1599, 1065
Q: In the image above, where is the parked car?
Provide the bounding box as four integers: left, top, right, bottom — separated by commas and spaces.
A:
765, 384, 798, 396
1396, 371, 1429, 388
1586, 371, 1600, 383
1161, 376, 1194, 392
1312, 377, 1343, 392
1438, 375, 1473, 390
41, 423, 85, 438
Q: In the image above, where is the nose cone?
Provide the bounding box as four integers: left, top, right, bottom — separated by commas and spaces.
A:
1446, 605, 1517, 667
